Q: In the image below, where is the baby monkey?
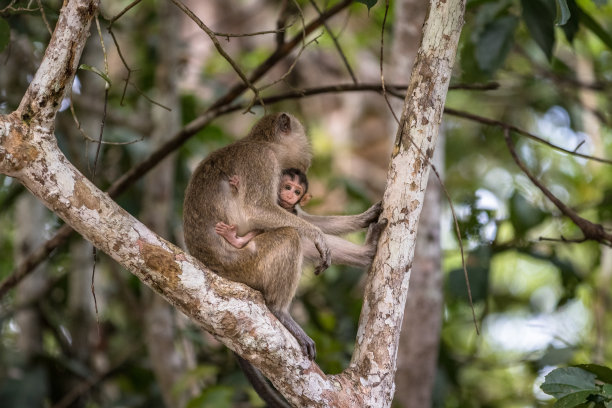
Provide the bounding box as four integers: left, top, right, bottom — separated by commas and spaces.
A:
215, 168, 311, 248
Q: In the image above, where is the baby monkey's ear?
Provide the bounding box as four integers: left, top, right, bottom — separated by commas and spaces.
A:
300, 193, 312, 206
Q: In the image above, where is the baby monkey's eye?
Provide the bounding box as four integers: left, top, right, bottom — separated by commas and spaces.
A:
284, 185, 291, 190
295, 190, 301, 196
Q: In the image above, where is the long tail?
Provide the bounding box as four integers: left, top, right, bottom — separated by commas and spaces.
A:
234, 353, 290, 408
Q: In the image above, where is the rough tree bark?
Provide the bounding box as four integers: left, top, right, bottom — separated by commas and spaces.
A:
389, 1, 445, 407
0, 0, 465, 406
351, 0, 464, 404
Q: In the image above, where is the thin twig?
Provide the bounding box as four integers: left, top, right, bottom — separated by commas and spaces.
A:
106, 7, 170, 111
213, 26, 291, 40
430, 164, 480, 334
309, 0, 357, 84
128, 81, 172, 111
36, 0, 52, 35
446, 107, 612, 165
254, 34, 323, 105
0, 1, 37, 15
106, 29, 132, 105
90, 16, 110, 180
108, 0, 143, 27
538, 236, 587, 244
68, 99, 144, 145
379, 0, 400, 124
209, 0, 353, 110
170, 0, 263, 112
504, 127, 612, 246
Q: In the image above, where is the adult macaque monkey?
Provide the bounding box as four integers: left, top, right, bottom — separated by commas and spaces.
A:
183, 112, 384, 407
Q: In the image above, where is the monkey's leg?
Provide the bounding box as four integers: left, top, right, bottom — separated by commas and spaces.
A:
270, 308, 316, 360
302, 235, 373, 268
296, 201, 383, 234
252, 227, 316, 360
301, 219, 387, 268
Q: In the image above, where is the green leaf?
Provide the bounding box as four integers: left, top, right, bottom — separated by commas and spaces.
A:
521, 0, 556, 60
541, 367, 598, 399
78, 64, 112, 86
0, 17, 10, 53
560, 0, 580, 42
555, 0, 571, 25
576, 365, 612, 384
578, 6, 612, 51
475, 15, 519, 74
356, 0, 377, 11
553, 390, 597, 408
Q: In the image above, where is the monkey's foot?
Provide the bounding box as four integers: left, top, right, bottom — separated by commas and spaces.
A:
272, 310, 317, 360
296, 332, 316, 361
228, 175, 240, 190
365, 218, 388, 246
215, 222, 236, 235
359, 201, 384, 227
313, 243, 331, 276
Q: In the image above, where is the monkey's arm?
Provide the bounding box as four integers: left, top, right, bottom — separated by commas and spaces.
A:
302, 219, 387, 268
296, 201, 382, 235
247, 204, 332, 275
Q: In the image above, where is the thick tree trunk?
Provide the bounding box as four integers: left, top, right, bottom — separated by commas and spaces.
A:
0, 0, 466, 406
352, 1, 464, 405
389, 1, 445, 407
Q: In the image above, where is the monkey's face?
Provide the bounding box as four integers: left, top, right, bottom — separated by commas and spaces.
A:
278, 175, 307, 210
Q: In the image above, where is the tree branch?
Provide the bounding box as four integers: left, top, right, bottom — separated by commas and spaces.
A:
504, 128, 612, 246
351, 0, 466, 405
16, 0, 97, 129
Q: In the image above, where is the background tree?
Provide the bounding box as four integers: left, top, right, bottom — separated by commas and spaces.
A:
1, 0, 612, 407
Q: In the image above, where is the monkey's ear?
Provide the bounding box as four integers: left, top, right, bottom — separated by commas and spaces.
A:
278, 113, 291, 134
300, 193, 312, 206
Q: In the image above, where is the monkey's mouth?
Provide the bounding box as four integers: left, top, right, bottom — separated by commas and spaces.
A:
278, 199, 293, 210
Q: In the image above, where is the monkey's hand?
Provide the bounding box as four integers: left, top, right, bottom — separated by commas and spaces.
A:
358, 201, 383, 228
313, 233, 331, 275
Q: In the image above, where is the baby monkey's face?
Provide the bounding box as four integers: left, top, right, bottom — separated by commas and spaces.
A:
278, 175, 306, 210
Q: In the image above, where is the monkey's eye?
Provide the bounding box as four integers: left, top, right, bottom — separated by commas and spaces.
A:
295, 190, 301, 196
284, 185, 292, 190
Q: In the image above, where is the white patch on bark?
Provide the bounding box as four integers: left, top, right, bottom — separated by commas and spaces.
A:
178, 262, 206, 292
133, 222, 163, 246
